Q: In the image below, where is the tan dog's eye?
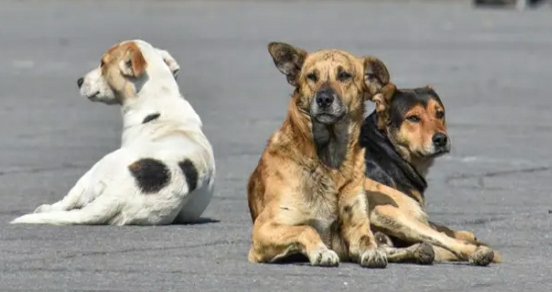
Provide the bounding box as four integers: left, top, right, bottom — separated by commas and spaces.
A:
306, 72, 318, 83
435, 111, 445, 119
337, 71, 352, 82
406, 115, 420, 123
100, 60, 105, 67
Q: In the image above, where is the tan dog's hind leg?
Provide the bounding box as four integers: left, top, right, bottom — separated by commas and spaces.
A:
248, 210, 339, 267
430, 222, 502, 263
370, 205, 495, 266
339, 186, 387, 268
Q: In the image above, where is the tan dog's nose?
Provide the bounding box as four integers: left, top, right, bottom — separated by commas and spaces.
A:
77, 77, 84, 88
315, 88, 335, 108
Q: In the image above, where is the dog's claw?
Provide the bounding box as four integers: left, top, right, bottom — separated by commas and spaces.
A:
360, 248, 388, 268
374, 231, 393, 247
469, 246, 494, 266
308, 246, 340, 267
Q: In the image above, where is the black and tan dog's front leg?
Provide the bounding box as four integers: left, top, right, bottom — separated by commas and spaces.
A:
370, 204, 496, 266
374, 231, 435, 265
339, 183, 387, 268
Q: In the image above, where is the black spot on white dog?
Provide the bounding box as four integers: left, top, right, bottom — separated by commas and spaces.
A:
179, 159, 198, 192
142, 113, 160, 124
128, 158, 171, 193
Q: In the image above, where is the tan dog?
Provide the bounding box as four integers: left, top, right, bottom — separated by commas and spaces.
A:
247, 42, 390, 268
362, 83, 500, 266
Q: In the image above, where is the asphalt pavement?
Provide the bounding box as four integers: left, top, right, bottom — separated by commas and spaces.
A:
1, 0, 551, 291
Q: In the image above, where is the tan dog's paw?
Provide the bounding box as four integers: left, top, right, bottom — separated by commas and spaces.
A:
308, 246, 340, 267
469, 246, 494, 267
34, 204, 53, 213
359, 248, 388, 268
414, 242, 435, 265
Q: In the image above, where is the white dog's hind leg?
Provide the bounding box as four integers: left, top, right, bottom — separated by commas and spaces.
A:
33, 171, 100, 214
11, 195, 120, 225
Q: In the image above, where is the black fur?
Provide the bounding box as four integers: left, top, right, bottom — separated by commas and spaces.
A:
360, 87, 443, 202
128, 158, 171, 194
179, 159, 198, 192
142, 113, 160, 124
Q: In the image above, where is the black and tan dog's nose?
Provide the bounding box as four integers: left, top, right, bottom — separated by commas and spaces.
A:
77, 77, 84, 88
315, 88, 335, 108
432, 133, 448, 148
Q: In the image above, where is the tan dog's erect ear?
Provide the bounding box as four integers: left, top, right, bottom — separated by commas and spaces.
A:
372, 83, 396, 129
268, 42, 308, 87
120, 44, 148, 78
363, 56, 390, 97
156, 48, 180, 79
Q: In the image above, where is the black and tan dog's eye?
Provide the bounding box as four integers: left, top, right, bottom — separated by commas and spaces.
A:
406, 115, 420, 123
337, 71, 352, 81
306, 72, 318, 83
435, 111, 445, 119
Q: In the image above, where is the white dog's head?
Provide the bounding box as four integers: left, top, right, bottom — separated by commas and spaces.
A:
77, 40, 180, 105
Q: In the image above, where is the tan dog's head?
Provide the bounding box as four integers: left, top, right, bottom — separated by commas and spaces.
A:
77, 40, 180, 105
372, 84, 450, 162
268, 42, 389, 125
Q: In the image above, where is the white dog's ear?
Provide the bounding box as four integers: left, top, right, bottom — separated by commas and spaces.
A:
156, 49, 180, 79
119, 44, 148, 78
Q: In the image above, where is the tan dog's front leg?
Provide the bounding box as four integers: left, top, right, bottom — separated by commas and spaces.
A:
339, 185, 387, 268
248, 210, 339, 267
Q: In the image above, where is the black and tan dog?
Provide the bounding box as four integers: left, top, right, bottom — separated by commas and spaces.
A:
247, 42, 390, 268
361, 83, 501, 266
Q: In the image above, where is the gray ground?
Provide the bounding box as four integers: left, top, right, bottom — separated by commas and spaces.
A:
0, 0, 551, 291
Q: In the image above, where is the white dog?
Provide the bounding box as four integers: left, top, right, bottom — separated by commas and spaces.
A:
11, 40, 215, 225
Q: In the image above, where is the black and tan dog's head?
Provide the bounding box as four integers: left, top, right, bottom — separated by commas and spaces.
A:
268, 42, 389, 125
372, 84, 450, 163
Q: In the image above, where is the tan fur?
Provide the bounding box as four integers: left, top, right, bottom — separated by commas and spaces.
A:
365, 84, 500, 266
247, 42, 390, 268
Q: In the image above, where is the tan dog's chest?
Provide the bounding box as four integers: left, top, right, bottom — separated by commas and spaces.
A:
294, 165, 343, 244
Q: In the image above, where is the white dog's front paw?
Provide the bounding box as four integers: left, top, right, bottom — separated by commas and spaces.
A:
34, 204, 52, 213
308, 245, 340, 267
360, 248, 388, 268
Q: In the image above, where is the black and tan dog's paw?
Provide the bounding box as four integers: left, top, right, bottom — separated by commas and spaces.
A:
469, 246, 495, 267
413, 242, 435, 265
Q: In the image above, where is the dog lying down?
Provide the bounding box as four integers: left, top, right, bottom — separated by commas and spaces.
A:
11, 40, 215, 225
362, 83, 500, 266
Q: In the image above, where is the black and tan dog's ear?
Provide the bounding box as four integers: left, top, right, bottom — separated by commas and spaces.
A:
268, 42, 308, 87
363, 56, 390, 97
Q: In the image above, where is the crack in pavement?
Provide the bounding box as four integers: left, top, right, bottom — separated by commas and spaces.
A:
4, 239, 249, 265
445, 166, 551, 188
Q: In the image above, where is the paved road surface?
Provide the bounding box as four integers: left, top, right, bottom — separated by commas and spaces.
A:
1, 0, 551, 291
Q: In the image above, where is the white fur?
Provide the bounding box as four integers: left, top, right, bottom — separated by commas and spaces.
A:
11, 40, 215, 225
